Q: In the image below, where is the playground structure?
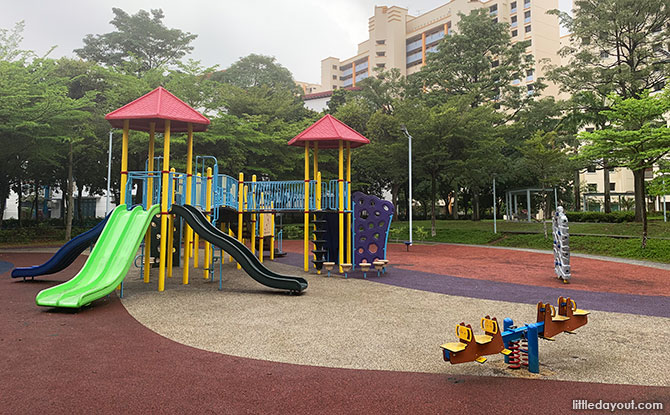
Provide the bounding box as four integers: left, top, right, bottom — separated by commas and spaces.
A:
553, 206, 571, 283
13, 87, 392, 307
441, 296, 589, 373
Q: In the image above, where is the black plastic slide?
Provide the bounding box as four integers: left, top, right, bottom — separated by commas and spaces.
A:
171, 204, 307, 293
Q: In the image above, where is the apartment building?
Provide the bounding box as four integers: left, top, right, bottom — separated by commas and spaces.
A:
317, 0, 561, 99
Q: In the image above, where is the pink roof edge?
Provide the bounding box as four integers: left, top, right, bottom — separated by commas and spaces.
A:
288, 114, 370, 149
105, 86, 210, 132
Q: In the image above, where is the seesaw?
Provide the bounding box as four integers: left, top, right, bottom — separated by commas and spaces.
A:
440, 296, 589, 373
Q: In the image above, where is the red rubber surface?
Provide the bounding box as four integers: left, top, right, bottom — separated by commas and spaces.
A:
282, 240, 670, 296
2, 252, 668, 414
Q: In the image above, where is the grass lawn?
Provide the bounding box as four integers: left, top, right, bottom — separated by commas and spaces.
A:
388, 219, 670, 263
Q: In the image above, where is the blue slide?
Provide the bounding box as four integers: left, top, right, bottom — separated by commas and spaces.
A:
11, 214, 110, 280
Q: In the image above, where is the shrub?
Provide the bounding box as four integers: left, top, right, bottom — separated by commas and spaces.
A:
564, 211, 635, 223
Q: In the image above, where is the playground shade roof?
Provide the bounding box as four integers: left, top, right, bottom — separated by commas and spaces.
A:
288, 114, 370, 149
105, 87, 210, 133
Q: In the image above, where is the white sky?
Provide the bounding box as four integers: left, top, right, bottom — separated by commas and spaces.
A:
1, 0, 571, 84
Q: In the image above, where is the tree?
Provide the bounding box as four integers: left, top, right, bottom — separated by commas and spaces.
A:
75, 8, 197, 75
416, 9, 539, 113
549, 0, 670, 100
519, 131, 574, 238
215, 54, 299, 92
578, 90, 670, 246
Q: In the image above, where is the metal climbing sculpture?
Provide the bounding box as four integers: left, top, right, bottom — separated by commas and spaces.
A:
553, 206, 571, 283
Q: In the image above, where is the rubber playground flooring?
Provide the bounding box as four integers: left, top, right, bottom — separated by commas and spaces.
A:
1, 242, 669, 414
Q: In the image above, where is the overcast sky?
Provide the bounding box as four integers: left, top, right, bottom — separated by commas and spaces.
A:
1, 0, 571, 84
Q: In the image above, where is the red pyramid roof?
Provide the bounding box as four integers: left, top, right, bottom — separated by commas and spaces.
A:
288, 114, 370, 149
105, 87, 210, 133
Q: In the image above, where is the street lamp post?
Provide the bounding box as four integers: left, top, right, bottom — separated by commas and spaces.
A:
493, 175, 497, 234
401, 125, 413, 248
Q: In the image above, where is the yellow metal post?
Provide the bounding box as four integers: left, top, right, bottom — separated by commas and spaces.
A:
243, 184, 248, 245
144, 122, 155, 283
259, 193, 265, 263
183, 123, 194, 285
316, 171, 321, 275
251, 175, 257, 256
237, 173, 244, 269
193, 172, 201, 268
204, 167, 212, 280
338, 140, 344, 273
228, 227, 235, 263
119, 120, 129, 205
303, 142, 310, 272
158, 120, 171, 292
346, 141, 352, 265
167, 168, 176, 277
312, 143, 318, 267
270, 201, 275, 261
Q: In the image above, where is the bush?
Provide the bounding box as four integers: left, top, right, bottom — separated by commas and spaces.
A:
281, 224, 303, 240
564, 211, 635, 223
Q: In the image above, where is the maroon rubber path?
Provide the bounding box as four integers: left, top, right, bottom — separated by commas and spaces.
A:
1, 252, 668, 414
283, 240, 670, 296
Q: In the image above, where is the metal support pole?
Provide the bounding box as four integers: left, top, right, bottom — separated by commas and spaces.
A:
493, 176, 497, 233
664, 177, 667, 223
554, 188, 558, 211
401, 125, 413, 246
527, 323, 540, 373
526, 189, 531, 222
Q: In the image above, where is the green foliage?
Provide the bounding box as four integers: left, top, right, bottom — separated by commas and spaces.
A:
549, 0, 670, 99
75, 8, 197, 75
215, 54, 298, 92
416, 9, 538, 111
578, 91, 670, 172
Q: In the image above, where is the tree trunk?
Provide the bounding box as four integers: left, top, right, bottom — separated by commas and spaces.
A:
17, 177, 22, 228
452, 190, 459, 220
77, 185, 83, 224
391, 183, 399, 213
472, 190, 480, 221
633, 169, 645, 222
603, 161, 611, 213
65, 141, 74, 241
573, 170, 581, 211
33, 181, 39, 221
542, 189, 549, 239
430, 173, 436, 237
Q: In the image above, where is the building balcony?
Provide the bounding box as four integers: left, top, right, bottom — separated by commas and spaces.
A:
406, 39, 422, 52
425, 31, 445, 45
406, 51, 422, 64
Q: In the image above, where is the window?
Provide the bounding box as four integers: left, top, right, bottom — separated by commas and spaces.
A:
524, 0, 531, 8
587, 184, 597, 192
609, 183, 616, 191
332, 65, 337, 70
332, 75, 337, 80
376, 63, 386, 68
511, 1, 517, 13
600, 50, 609, 59
512, 79, 520, 85
492, 59, 500, 67
512, 29, 518, 37
653, 80, 666, 92
376, 39, 386, 45
333, 85, 338, 89
525, 25, 531, 33
511, 16, 518, 27
492, 17, 498, 23
526, 69, 534, 81
585, 127, 594, 132
489, 4, 498, 16
527, 84, 534, 95
376, 51, 386, 57
587, 165, 596, 173
527, 39, 532, 47
524, 10, 531, 23
644, 168, 654, 179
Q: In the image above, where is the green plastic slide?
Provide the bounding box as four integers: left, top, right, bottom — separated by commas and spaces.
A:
35, 204, 160, 308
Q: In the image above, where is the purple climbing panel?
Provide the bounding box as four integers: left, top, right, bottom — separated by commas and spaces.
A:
353, 191, 394, 265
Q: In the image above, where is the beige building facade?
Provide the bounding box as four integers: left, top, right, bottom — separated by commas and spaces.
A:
317, 0, 561, 99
